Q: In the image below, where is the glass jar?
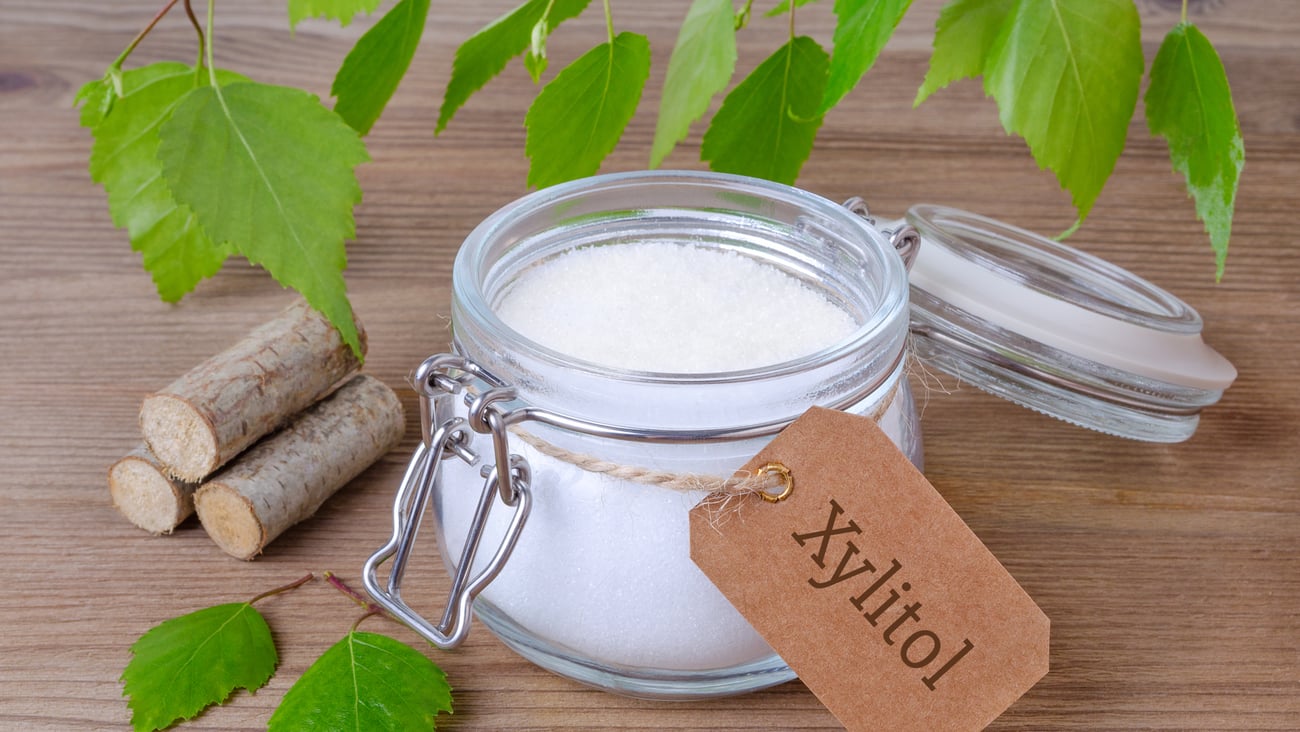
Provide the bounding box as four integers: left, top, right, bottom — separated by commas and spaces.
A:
368, 171, 921, 699
364, 170, 1234, 700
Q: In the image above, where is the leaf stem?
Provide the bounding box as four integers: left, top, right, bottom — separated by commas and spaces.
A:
351, 609, 383, 633
787, 0, 796, 40
736, 0, 754, 30
324, 571, 391, 617
602, 0, 614, 45
204, 0, 218, 87
248, 572, 315, 605
184, 0, 205, 74
1181, 0, 1188, 24
111, 0, 182, 70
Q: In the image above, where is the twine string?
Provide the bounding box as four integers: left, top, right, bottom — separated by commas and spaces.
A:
509, 428, 782, 495
504, 381, 899, 497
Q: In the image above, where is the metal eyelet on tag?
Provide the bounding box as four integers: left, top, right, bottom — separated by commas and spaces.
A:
756, 462, 794, 503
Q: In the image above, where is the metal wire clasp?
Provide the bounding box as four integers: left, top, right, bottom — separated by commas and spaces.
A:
362, 354, 532, 649
843, 196, 921, 271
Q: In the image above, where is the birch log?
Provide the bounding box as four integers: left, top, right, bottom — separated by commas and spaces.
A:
108, 445, 198, 534
194, 374, 405, 560
140, 299, 365, 482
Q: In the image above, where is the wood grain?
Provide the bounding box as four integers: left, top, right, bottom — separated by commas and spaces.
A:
1, 0, 1297, 729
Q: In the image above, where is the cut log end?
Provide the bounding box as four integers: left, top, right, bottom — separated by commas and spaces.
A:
108, 447, 196, 534
194, 374, 405, 560
194, 484, 264, 560
138, 298, 365, 484
140, 393, 218, 482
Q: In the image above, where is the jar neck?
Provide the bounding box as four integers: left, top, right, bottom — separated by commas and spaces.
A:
450, 171, 909, 434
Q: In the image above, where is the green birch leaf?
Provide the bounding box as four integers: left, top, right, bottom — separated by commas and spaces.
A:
84, 63, 246, 302
650, 0, 737, 168
524, 47, 548, 83
914, 0, 1014, 106
700, 36, 828, 185
983, 0, 1144, 227
822, 0, 914, 112
766, 0, 823, 19
331, 0, 431, 134
524, 32, 651, 189
121, 602, 276, 732
1145, 23, 1243, 280
268, 631, 452, 731
75, 74, 116, 128
436, 0, 593, 134
157, 81, 368, 358
79, 62, 196, 131
524, 18, 550, 83
288, 0, 381, 28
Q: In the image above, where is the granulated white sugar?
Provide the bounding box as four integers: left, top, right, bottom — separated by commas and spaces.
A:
438, 240, 907, 680
495, 242, 857, 372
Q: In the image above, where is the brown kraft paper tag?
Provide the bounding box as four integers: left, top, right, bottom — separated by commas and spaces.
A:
690, 407, 1049, 731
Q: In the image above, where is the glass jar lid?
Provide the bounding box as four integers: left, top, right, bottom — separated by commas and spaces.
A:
896, 204, 1236, 443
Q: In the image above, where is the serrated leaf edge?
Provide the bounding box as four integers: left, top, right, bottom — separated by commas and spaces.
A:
330, 0, 432, 135
157, 81, 367, 357
122, 603, 275, 731
436, 0, 594, 135
85, 64, 233, 301
649, 0, 737, 168
1145, 22, 1243, 280
523, 32, 651, 189
982, 0, 1143, 226
700, 36, 829, 185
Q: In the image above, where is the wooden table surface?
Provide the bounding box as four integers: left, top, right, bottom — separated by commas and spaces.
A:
2, 0, 1297, 729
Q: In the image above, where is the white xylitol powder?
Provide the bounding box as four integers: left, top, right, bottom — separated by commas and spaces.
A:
496, 242, 857, 371
440, 242, 887, 673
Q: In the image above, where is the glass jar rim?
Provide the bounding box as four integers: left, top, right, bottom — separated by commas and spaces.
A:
452, 170, 910, 385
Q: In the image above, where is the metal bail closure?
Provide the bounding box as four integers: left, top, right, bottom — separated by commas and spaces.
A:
363, 354, 532, 649
843, 196, 920, 271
